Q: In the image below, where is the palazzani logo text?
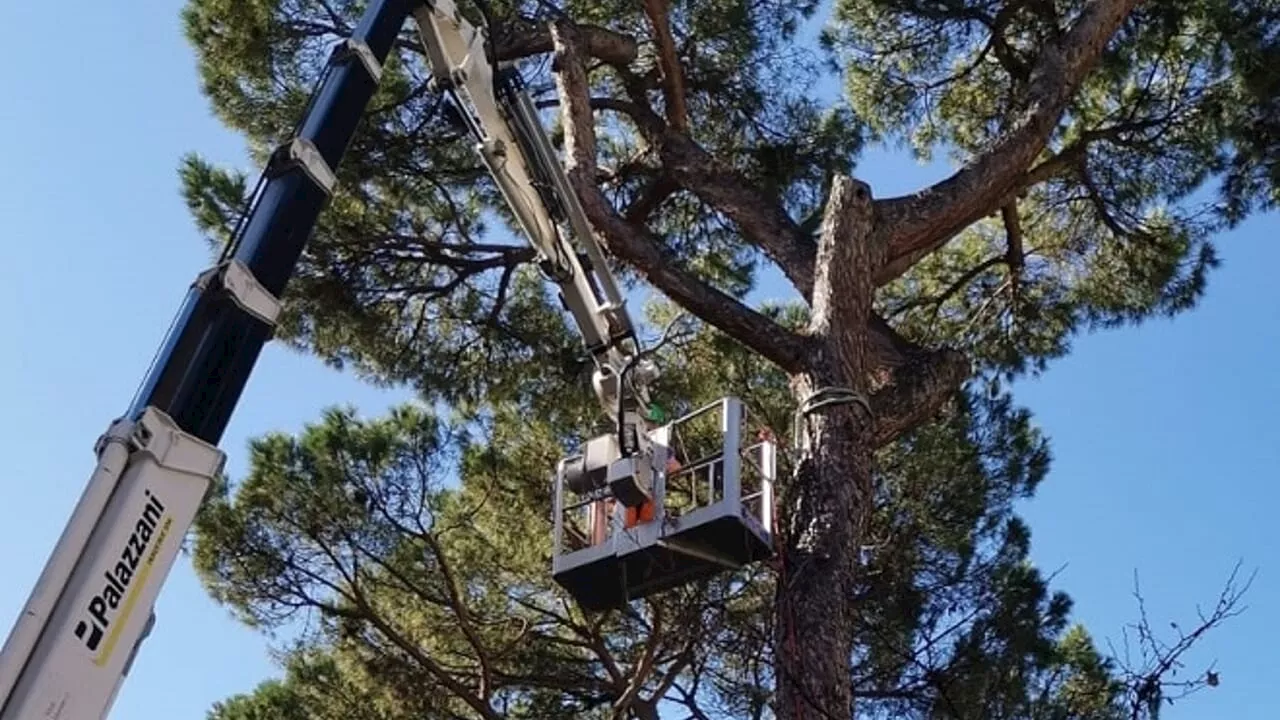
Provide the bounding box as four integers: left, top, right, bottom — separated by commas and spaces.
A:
73, 489, 168, 660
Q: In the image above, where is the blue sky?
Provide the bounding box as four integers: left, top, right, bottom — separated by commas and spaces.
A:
0, 1, 1274, 719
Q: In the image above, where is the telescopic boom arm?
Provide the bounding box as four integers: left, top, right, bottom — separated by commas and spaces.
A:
0, 2, 654, 718
412, 1, 658, 440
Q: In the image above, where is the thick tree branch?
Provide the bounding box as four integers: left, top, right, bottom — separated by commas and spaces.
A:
549, 19, 808, 374
585, 621, 627, 688
595, 76, 823, 300
648, 646, 692, 706
614, 604, 664, 716
869, 348, 971, 447
650, 130, 818, 298
641, 0, 690, 131
863, 313, 973, 447
977, 114, 1172, 215
607, 86, 817, 298
494, 19, 638, 66
873, 0, 1145, 285
1001, 202, 1026, 295
625, 175, 678, 224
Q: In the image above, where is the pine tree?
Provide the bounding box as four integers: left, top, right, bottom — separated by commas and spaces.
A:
179, 0, 1273, 717
193, 366, 1248, 718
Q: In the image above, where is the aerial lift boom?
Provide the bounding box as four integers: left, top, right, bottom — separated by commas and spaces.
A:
0, 1, 772, 718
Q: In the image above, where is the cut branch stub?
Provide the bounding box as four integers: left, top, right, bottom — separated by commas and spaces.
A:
809, 174, 881, 385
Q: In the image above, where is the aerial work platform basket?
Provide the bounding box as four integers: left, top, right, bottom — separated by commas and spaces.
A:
551, 397, 777, 611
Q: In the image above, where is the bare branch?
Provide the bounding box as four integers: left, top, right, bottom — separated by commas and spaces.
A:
1115, 561, 1256, 720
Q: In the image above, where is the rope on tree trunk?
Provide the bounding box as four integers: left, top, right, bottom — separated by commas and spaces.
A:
791, 386, 872, 456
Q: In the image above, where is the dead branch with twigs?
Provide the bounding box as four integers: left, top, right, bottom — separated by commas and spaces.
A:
1108, 560, 1255, 720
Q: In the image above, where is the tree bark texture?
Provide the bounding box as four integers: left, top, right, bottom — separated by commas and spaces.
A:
776, 178, 880, 719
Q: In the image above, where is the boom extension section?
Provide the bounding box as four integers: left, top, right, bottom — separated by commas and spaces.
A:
411, 0, 660, 509
0, 2, 412, 718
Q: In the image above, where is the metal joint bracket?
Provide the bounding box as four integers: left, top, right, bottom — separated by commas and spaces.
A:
267, 137, 337, 195
193, 259, 283, 327
600, 304, 629, 335
93, 416, 137, 458
481, 138, 507, 161
330, 37, 382, 82
222, 259, 282, 326
131, 407, 227, 480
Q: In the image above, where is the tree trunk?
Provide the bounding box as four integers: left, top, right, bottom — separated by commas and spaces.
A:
774, 176, 880, 720
776, 362, 875, 718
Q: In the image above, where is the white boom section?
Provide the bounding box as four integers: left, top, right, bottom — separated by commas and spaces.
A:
0, 409, 222, 720
411, 0, 656, 423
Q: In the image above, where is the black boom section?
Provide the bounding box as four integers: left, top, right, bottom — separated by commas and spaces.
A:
127, 0, 417, 444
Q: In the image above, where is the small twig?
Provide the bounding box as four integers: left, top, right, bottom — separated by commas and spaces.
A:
1113, 561, 1256, 719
